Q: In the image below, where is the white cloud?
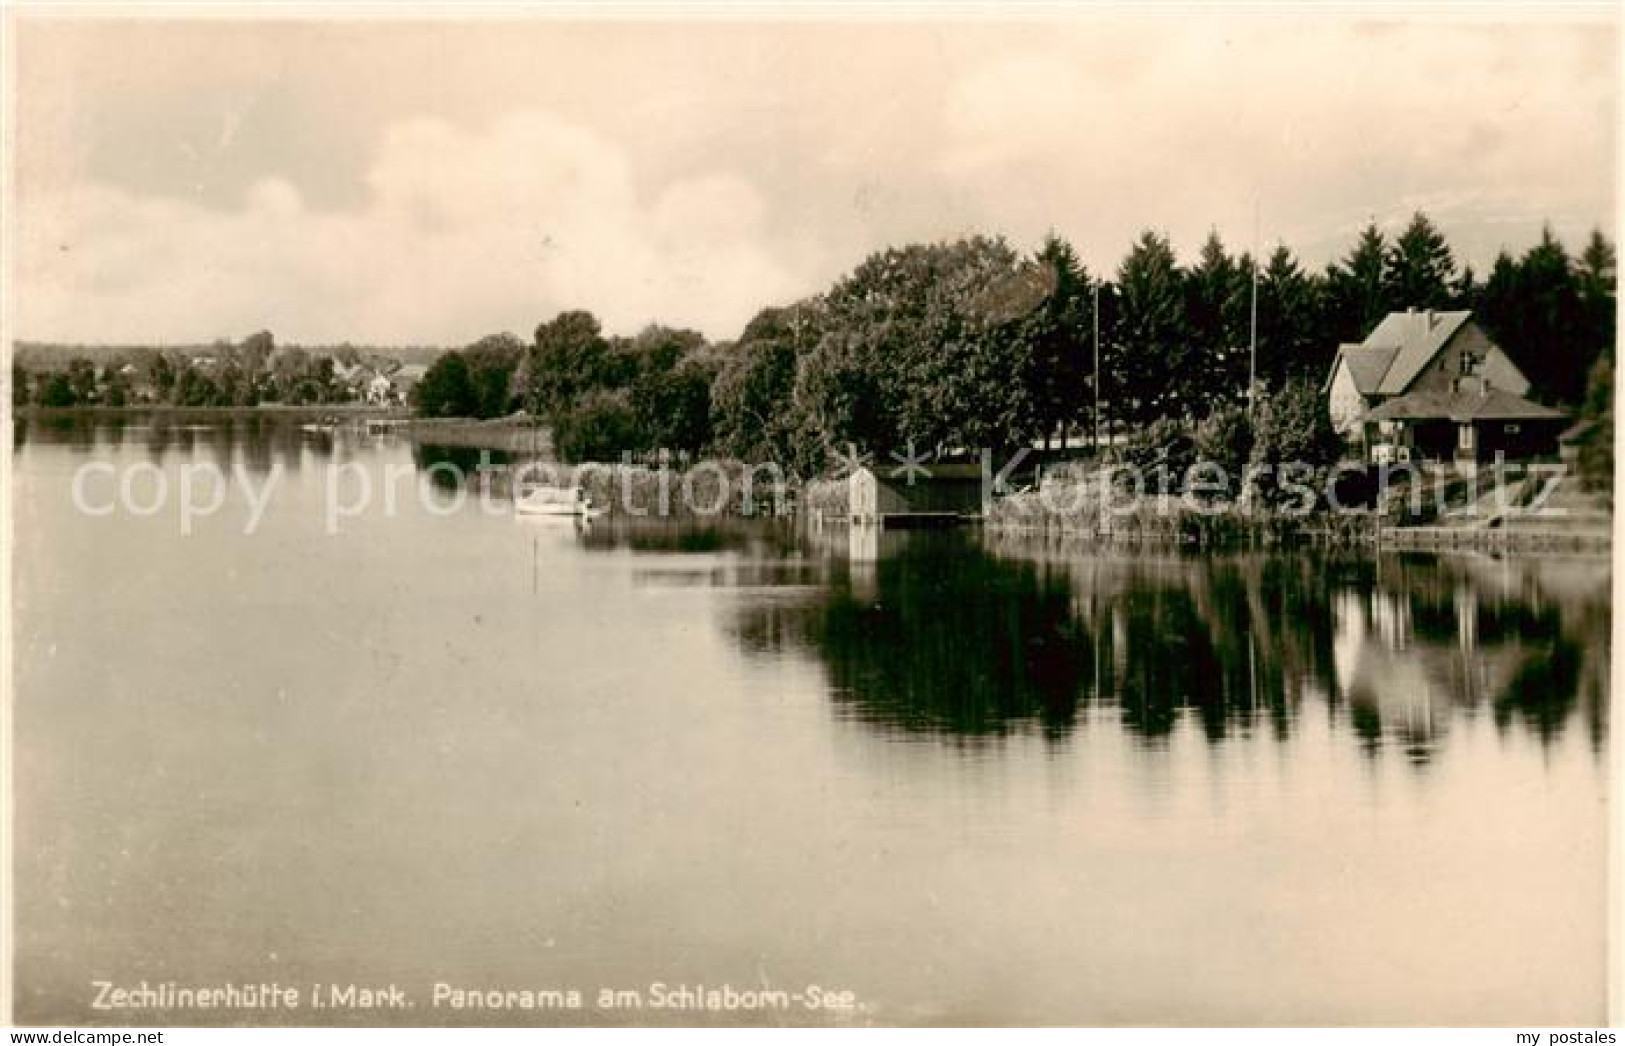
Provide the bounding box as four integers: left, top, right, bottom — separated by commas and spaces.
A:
11, 17, 1615, 346
16, 110, 804, 345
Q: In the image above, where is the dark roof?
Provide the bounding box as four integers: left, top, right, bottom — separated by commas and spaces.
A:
1327, 309, 1478, 397
1362, 310, 1473, 395
1364, 387, 1567, 424
857, 463, 985, 483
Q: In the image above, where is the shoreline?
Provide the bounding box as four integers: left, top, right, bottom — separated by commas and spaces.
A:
14, 410, 1614, 548
15, 404, 413, 419
14, 406, 552, 455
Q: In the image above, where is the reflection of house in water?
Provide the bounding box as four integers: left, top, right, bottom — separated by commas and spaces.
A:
1330, 565, 1584, 756
1336, 590, 1442, 750
847, 524, 914, 570
722, 524, 1605, 753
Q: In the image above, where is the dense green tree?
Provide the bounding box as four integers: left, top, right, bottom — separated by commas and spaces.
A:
101, 366, 132, 407
173, 366, 222, 407
1192, 402, 1254, 492
794, 324, 893, 457
1184, 231, 1251, 405
149, 353, 176, 400
309, 357, 338, 403
36, 371, 76, 407
1249, 378, 1341, 495
1576, 229, 1617, 364
1090, 282, 1121, 446
1576, 355, 1612, 498
633, 358, 715, 456
525, 316, 719, 456
553, 388, 641, 464
236, 330, 275, 375
462, 332, 526, 418
1384, 211, 1456, 310
525, 311, 613, 417
1323, 222, 1390, 343
10, 360, 27, 408
1476, 250, 1520, 348
1017, 234, 1093, 447
1479, 227, 1590, 403
711, 304, 821, 465
1112, 416, 1197, 494
1255, 246, 1325, 388
267, 347, 312, 403
793, 237, 1030, 456
219, 362, 260, 407
1111, 230, 1189, 424
413, 352, 476, 417
622, 325, 705, 380
1450, 264, 1480, 311
66, 358, 99, 404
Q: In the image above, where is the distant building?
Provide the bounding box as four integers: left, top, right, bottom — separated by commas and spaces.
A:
848, 463, 985, 526
119, 362, 158, 403
366, 372, 396, 405
1324, 309, 1567, 466
392, 363, 429, 402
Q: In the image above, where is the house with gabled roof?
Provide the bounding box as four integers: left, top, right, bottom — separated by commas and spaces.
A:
1325, 308, 1567, 466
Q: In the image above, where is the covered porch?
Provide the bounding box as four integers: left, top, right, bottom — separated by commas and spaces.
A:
1361, 388, 1568, 467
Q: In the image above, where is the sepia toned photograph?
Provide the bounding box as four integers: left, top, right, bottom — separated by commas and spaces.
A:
2, 2, 1618, 1031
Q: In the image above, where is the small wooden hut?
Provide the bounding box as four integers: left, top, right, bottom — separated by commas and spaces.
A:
848, 464, 985, 526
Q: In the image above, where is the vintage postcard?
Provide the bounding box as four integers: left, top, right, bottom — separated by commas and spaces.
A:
2, 2, 1618, 1032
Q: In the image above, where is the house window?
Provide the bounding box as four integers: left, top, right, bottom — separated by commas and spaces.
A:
1458, 425, 1474, 451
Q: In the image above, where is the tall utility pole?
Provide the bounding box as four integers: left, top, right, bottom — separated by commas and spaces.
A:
1092, 280, 1101, 452
1248, 255, 1259, 416
1248, 200, 1260, 416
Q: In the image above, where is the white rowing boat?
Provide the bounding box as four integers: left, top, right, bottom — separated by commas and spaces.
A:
515, 483, 594, 518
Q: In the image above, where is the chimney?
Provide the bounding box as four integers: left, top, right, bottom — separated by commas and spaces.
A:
1425, 308, 1436, 331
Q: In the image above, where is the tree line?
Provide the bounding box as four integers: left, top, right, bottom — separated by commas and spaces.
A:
11, 332, 413, 408
412, 211, 1614, 474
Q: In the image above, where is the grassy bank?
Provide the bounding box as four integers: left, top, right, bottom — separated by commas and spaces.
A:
992, 488, 1376, 546
403, 415, 552, 456
801, 477, 850, 521
569, 460, 795, 519
796, 472, 1374, 546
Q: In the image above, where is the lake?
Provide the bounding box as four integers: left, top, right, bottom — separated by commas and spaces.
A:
10, 415, 1611, 1026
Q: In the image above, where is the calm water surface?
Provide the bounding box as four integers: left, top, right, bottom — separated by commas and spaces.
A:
12, 416, 1612, 1025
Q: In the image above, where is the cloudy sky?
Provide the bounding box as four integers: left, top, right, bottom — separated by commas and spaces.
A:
10, 8, 1619, 346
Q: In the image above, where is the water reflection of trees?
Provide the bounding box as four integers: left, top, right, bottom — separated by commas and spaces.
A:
725, 530, 1609, 755
17, 412, 331, 472
411, 443, 516, 491
577, 518, 804, 558
816, 541, 1088, 738
1356, 553, 1609, 750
